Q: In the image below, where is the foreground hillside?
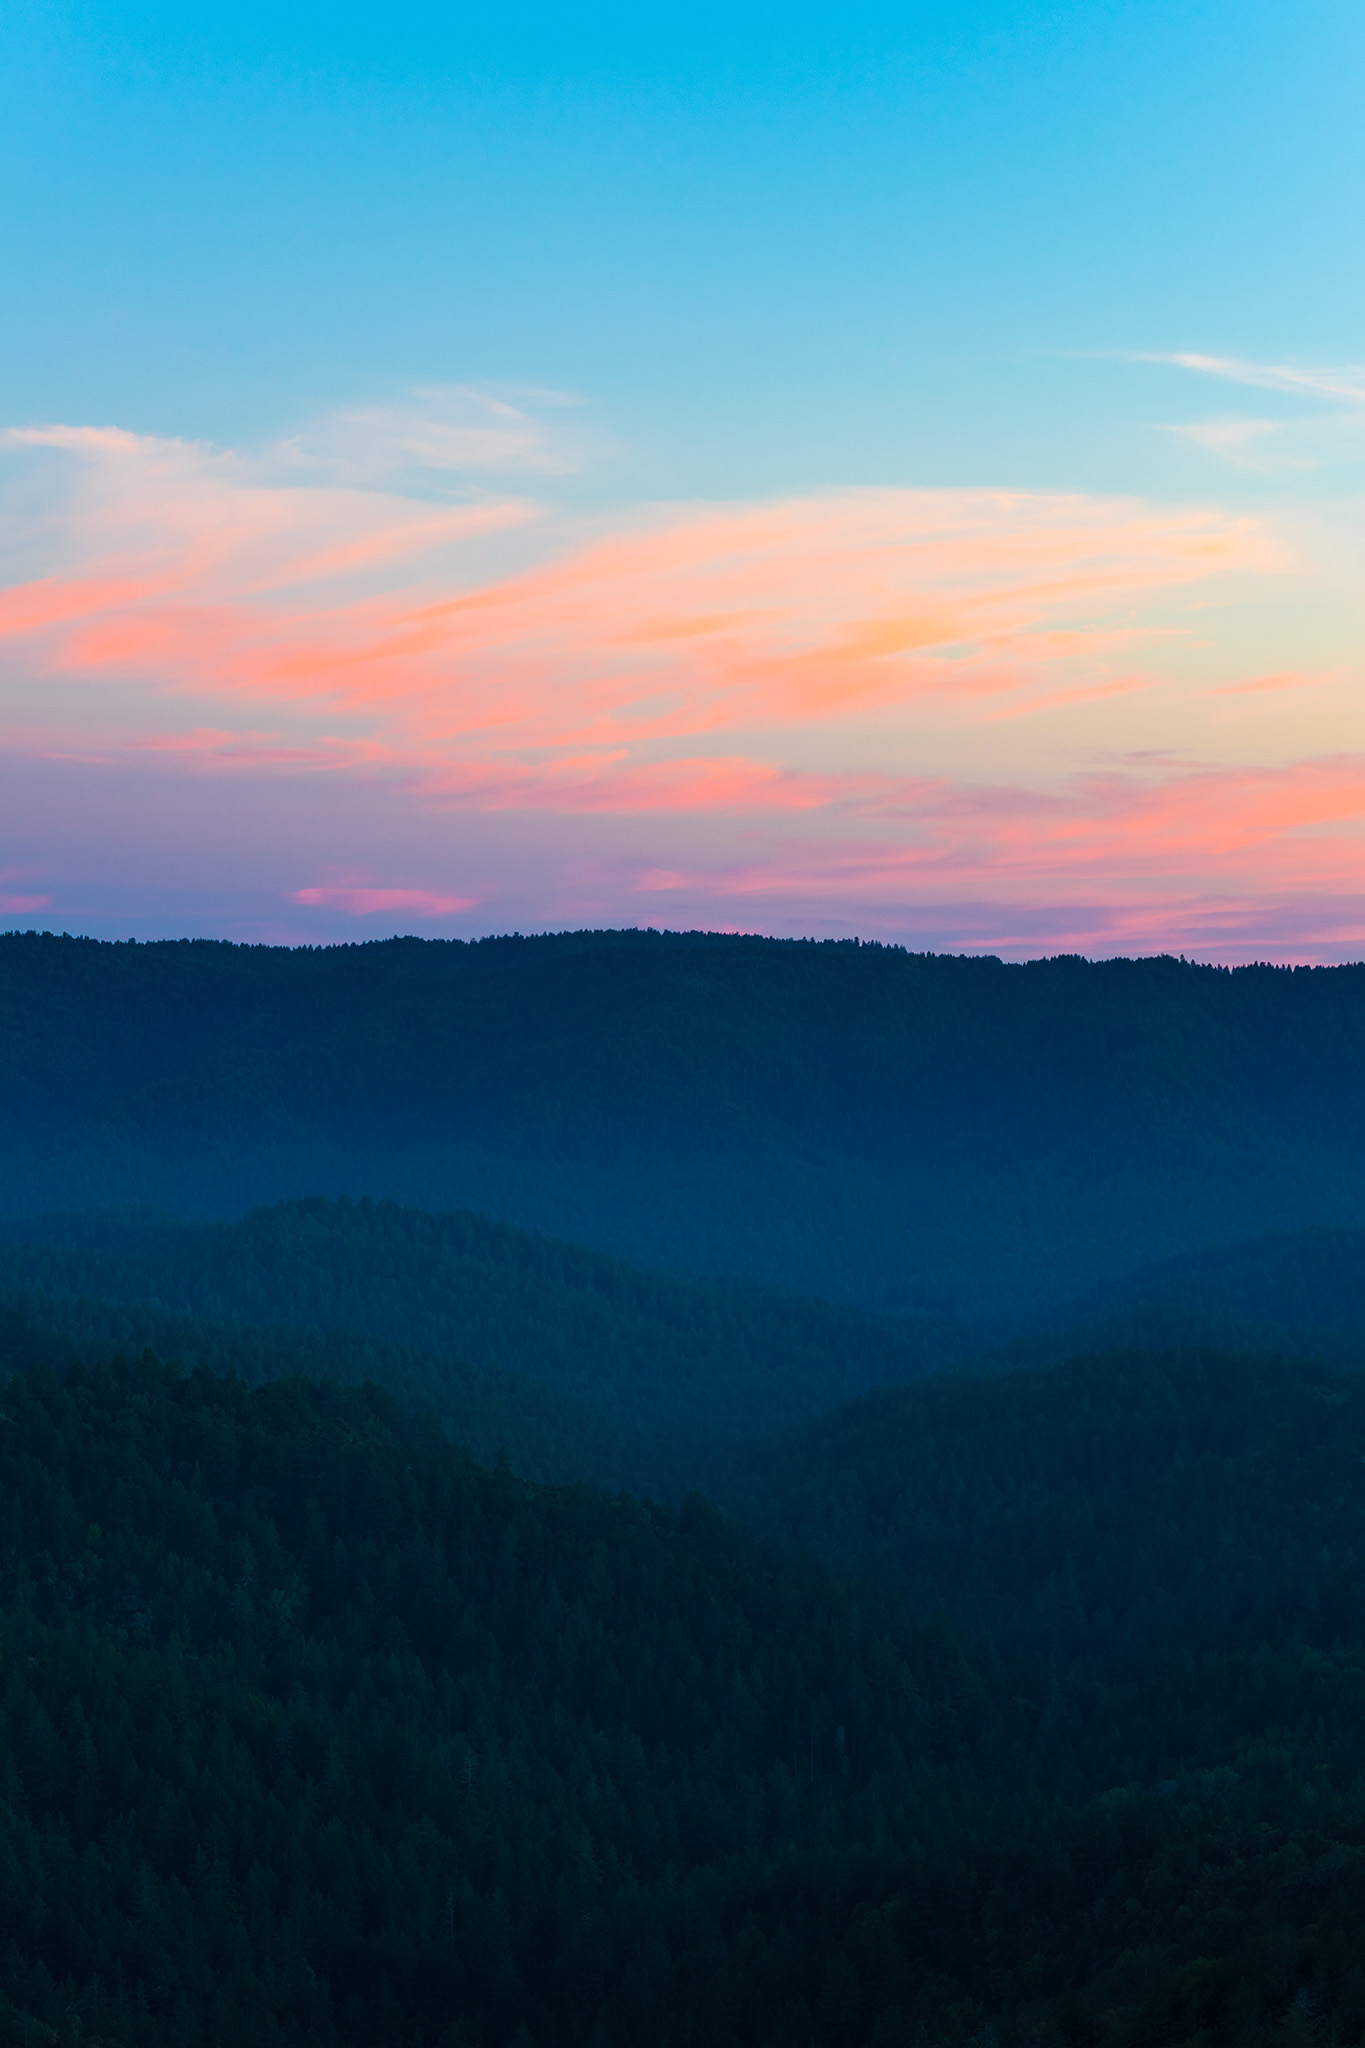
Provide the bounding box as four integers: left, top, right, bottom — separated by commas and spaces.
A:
3, 1350, 1365, 2045
0, 1353, 993, 2046
6, 930, 1365, 1315
606, 1795, 1365, 2046
724, 1345, 1365, 1798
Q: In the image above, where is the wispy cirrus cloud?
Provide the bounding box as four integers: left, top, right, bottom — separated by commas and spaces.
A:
276, 385, 588, 487
625, 755, 1365, 951
3, 393, 1361, 957
1148, 353, 1365, 407
1127, 350, 1365, 471
0, 411, 1271, 813
0, 416, 539, 600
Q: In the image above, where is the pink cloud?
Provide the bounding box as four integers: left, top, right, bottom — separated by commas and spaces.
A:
631, 757, 1365, 913
0, 866, 51, 919
291, 885, 478, 916
0, 574, 167, 635
5, 404, 1363, 960
0, 420, 1274, 816
131, 727, 393, 772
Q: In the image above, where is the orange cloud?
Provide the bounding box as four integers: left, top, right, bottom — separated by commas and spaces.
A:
9, 405, 1365, 960
0, 420, 1274, 815
1219, 669, 1335, 695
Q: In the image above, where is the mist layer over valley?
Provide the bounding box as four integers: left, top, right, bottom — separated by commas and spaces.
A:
7, 929, 1365, 1321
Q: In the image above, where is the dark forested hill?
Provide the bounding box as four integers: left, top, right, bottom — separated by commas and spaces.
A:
6, 929, 1365, 1316
722, 1345, 1365, 1797
0, 1196, 959, 1499
603, 1792, 1365, 2046
0, 1283, 622, 1489
3, 1346, 1365, 2045
0, 1351, 995, 2047
0, 1196, 952, 1447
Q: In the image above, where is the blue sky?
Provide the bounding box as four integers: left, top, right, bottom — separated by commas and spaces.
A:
5, 0, 1360, 495
2, 0, 1363, 954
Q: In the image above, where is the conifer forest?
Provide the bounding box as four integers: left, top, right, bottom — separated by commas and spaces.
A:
4, 928, 1365, 2045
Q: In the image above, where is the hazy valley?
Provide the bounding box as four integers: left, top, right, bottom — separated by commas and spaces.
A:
3, 930, 1365, 2045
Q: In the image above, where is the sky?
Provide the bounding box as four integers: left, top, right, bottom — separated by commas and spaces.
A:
1, 0, 1363, 958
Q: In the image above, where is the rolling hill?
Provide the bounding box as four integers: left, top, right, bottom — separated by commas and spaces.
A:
0, 1195, 956, 1490
7, 929, 1365, 1318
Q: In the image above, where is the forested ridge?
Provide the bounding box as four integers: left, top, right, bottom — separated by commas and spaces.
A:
0, 1196, 951, 1471
3, 1346, 1365, 2044
7, 1194, 1364, 1494
0, 1356, 995, 2045
722, 1346, 1365, 1795
6, 928, 1365, 2041
7, 929, 1365, 1314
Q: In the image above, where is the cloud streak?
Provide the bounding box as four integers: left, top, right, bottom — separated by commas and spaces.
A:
1151, 353, 1365, 407
632, 757, 1365, 898
292, 884, 478, 916
2, 394, 1361, 958
0, 414, 1271, 811
277, 385, 586, 486
1135, 352, 1365, 472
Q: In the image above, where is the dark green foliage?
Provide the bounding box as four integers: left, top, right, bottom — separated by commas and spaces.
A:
0, 1281, 619, 1486
603, 1794, 1365, 2045
0, 1352, 993, 2045
7, 1340, 1365, 2041
725, 1346, 1365, 1795
7, 930, 1365, 1314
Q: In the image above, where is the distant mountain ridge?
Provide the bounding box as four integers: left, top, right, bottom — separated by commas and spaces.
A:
5, 927, 1365, 1318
